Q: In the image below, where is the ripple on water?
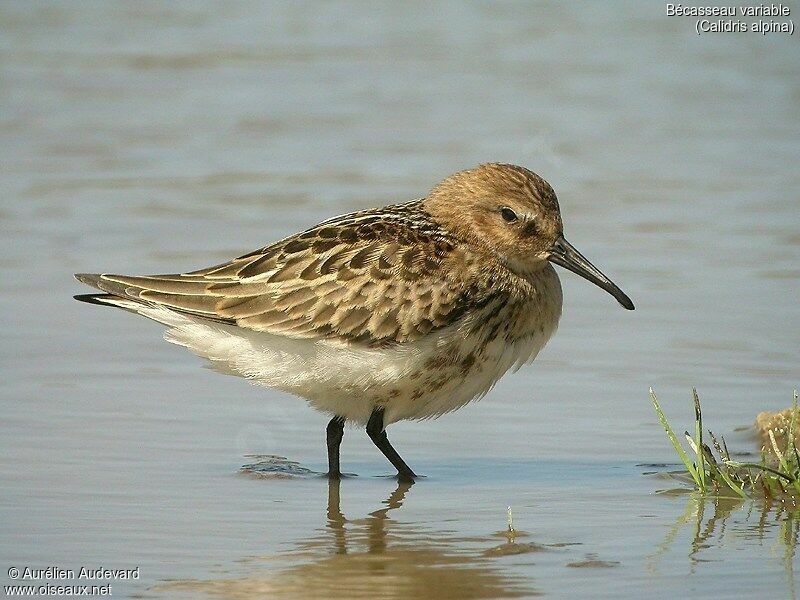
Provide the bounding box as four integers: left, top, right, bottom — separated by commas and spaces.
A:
239, 455, 320, 479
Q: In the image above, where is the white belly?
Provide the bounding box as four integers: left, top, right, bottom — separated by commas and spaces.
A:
134, 266, 563, 425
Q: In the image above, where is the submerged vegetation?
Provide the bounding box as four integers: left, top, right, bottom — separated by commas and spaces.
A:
650, 388, 800, 499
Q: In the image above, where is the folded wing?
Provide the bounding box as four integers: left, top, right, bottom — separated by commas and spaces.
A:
75, 202, 494, 346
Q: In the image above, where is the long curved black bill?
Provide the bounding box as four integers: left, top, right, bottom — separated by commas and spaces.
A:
548, 236, 634, 310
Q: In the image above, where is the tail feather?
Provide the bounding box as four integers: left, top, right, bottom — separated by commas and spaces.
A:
74, 293, 115, 306
73, 292, 147, 313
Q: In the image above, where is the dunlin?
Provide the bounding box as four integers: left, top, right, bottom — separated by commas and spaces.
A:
75, 163, 633, 481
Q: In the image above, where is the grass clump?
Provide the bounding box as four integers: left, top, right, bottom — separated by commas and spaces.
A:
650, 388, 800, 498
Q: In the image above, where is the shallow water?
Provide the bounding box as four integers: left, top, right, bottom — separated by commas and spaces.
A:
1, 2, 798, 598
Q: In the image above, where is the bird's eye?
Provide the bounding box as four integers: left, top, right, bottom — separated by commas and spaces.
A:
500, 207, 518, 223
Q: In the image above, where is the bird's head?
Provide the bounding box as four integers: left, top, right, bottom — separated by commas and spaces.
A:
425, 163, 634, 310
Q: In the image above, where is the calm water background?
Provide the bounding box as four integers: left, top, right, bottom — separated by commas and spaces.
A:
1, 1, 798, 598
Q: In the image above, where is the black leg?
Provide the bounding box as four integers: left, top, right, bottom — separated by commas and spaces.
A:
366, 408, 417, 482
326, 416, 345, 479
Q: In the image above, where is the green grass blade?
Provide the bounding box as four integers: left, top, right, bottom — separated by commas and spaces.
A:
725, 461, 795, 482
715, 466, 747, 498
692, 388, 706, 492
770, 429, 800, 495
651, 388, 702, 489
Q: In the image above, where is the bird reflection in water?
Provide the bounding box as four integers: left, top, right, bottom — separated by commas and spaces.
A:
160, 477, 538, 599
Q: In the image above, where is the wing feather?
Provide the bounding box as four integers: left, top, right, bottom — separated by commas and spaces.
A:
76, 200, 502, 346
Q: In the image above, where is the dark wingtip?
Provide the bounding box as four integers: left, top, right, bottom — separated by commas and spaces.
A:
73, 293, 112, 306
